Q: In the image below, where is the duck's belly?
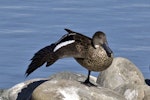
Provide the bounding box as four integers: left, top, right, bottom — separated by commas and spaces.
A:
75, 47, 113, 71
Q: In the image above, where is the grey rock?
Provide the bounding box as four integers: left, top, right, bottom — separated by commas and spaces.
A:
0, 89, 4, 95
1, 72, 125, 100
49, 71, 97, 84
96, 57, 146, 100
0, 72, 97, 100
0, 89, 6, 97
1, 64, 148, 100
97, 57, 145, 89
31, 79, 126, 100
143, 85, 150, 100
1, 78, 48, 100
114, 84, 145, 100
0, 89, 8, 100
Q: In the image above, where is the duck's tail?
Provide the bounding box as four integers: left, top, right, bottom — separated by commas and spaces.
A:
25, 44, 58, 77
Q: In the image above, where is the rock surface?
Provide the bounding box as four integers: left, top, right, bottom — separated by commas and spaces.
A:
97, 57, 147, 100
0, 78, 49, 100
97, 57, 145, 89
49, 71, 97, 83
0, 57, 150, 100
0, 72, 97, 100
31, 79, 125, 100
143, 85, 150, 100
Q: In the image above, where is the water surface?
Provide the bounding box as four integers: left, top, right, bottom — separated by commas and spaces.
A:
0, 0, 150, 88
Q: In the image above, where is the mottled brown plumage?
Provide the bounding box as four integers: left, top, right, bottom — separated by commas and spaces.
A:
25, 28, 113, 86
75, 46, 113, 72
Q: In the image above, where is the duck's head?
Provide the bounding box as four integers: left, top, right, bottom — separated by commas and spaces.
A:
92, 31, 113, 57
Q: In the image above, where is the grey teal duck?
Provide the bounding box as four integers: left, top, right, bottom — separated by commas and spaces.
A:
25, 28, 113, 86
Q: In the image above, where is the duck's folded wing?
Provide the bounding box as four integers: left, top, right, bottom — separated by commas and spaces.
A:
54, 29, 92, 59
53, 40, 86, 59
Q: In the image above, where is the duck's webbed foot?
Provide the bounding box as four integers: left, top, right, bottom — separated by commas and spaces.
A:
81, 78, 97, 87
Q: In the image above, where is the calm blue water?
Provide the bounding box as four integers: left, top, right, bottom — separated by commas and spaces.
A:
0, 0, 150, 88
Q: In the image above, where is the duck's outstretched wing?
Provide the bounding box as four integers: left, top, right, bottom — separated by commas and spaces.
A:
25, 29, 91, 77
25, 44, 57, 77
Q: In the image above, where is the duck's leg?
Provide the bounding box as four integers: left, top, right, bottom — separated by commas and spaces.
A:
84, 70, 91, 83
82, 70, 96, 86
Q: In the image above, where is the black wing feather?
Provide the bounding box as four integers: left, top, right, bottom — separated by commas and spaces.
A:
25, 29, 92, 77
25, 44, 57, 77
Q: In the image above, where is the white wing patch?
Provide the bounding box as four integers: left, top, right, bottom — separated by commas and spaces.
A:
53, 40, 75, 52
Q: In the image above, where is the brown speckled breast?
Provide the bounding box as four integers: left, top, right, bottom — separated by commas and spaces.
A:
75, 46, 113, 71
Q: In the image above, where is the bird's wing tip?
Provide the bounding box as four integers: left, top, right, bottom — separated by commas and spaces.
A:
64, 28, 69, 31
64, 28, 74, 33
24, 72, 29, 78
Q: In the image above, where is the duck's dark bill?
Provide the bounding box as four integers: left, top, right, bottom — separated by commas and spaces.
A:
102, 42, 113, 57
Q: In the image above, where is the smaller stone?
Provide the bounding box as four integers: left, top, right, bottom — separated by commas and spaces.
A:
145, 79, 150, 86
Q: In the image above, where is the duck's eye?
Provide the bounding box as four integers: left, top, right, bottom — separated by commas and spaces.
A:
99, 36, 103, 39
